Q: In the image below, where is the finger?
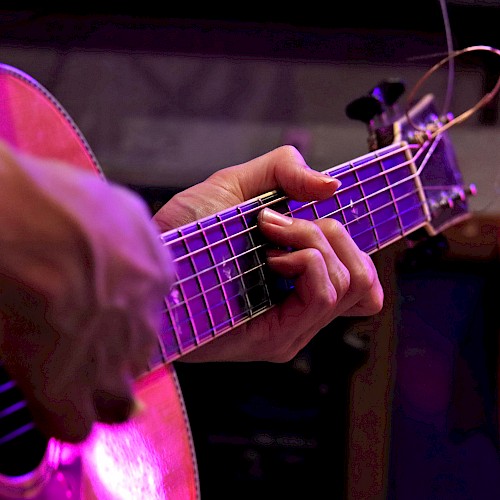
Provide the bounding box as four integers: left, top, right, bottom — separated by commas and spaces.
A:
266, 247, 338, 321
314, 218, 383, 316
90, 339, 136, 425
154, 146, 342, 232
258, 208, 350, 302
92, 386, 135, 425
222, 145, 341, 202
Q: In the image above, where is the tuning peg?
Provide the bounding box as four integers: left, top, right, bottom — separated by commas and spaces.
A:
370, 79, 406, 107
345, 79, 406, 125
345, 95, 384, 124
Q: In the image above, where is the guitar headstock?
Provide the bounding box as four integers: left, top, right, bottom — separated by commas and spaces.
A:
347, 82, 475, 237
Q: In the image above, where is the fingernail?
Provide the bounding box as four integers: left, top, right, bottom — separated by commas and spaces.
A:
260, 208, 293, 226
316, 171, 341, 188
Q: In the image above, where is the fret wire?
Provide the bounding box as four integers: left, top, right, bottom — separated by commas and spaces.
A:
355, 154, 380, 250
385, 146, 410, 237
164, 280, 274, 344
310, 197, 320, 221
216, 213, 237, 329
335, 188, 349, 232
215, 213, 234, 328
168, 145, 426, 266
168, 163, 425, 277
196, 221, 217, 336
164, 142, 420, 251
165, 189, 426, 315
161, 196, 429, 348
387, 167, 405, 237
255, 197, 273, 308
234, 206, 255, 317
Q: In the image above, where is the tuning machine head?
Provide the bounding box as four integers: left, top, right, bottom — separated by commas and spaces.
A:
345, 79, 406, 125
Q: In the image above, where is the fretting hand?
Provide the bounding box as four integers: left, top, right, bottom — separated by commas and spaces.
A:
153, 146, 383, 363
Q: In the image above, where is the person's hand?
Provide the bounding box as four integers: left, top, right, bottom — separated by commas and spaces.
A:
154, 145, 383, 363
0, 141, 174, 443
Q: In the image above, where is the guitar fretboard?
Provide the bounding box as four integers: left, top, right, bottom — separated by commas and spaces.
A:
148, 140, 431, 368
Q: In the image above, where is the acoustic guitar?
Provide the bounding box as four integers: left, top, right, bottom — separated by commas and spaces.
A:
0, 63, 474, 499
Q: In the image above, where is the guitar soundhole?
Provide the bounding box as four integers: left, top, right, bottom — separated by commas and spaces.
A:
0, 364, 48, 477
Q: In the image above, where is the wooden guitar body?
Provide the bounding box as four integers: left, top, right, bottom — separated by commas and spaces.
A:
0, 64, 199, 499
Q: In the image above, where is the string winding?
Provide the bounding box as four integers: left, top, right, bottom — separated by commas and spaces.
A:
406, 45, 500, 137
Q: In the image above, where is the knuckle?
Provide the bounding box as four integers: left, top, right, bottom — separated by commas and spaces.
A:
351, 262, 375, 293
371, 292, 385, 314
316, 217, 345, 236
317, 281, 340, 311
275, 144, 301, 161
301, 246, 323, 262
336, 266, 351, 296
351, 255, 384, 314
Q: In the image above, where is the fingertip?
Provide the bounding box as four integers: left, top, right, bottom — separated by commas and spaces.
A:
311, 170, 341, 190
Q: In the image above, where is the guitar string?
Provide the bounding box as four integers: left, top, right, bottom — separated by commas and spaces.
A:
162, 142, 419, 252
155, 195, 431, 363
158, 195, 428, 349
166, 133, 452, 273
156, 134, 460, 352
165, 191, 427, 313
164, 140, 426, 274
157, 136, 455, 355
161, 141, 431, 312
171, 186, 423, 293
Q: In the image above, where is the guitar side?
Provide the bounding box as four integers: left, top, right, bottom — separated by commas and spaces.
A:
0, 64, 200, 499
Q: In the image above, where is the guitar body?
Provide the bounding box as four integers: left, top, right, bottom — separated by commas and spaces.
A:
0, 64, 199, 499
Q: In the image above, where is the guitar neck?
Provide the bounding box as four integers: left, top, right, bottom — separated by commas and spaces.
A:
148, 139, 433, 368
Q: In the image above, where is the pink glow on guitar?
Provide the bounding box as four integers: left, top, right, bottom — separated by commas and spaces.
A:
79, 367, 199, 499
82, 423, 165, 499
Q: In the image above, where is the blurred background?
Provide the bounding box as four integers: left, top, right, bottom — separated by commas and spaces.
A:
1, 2, 500, 498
